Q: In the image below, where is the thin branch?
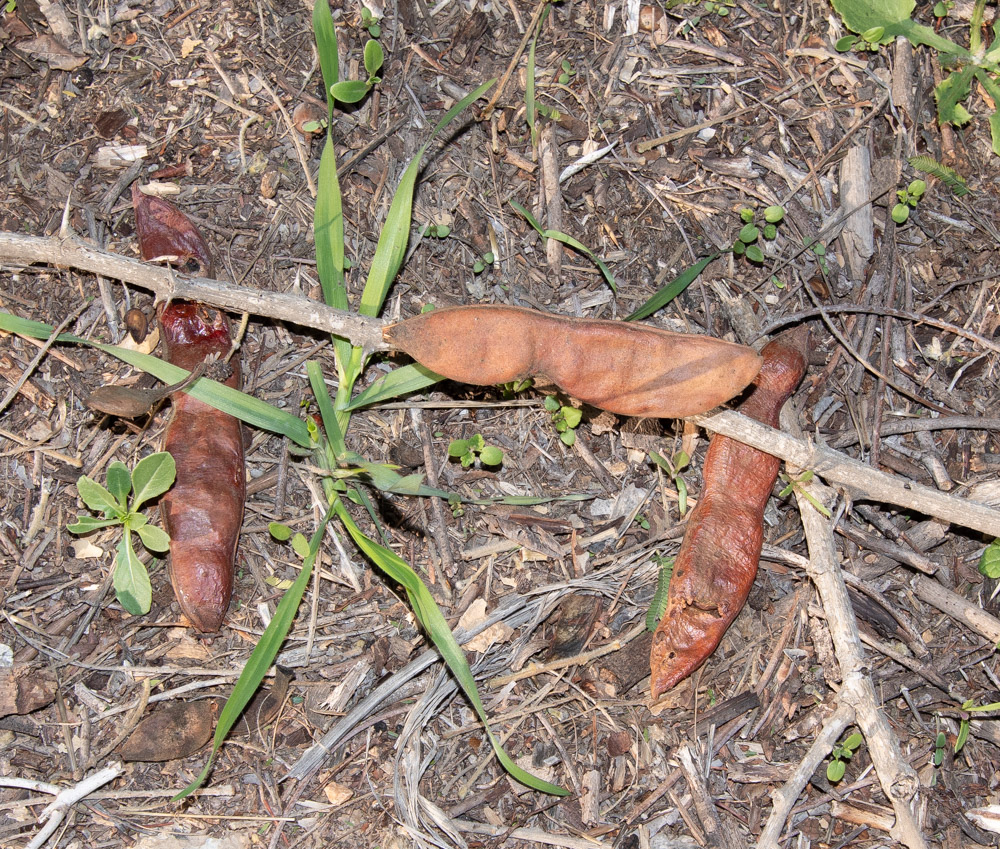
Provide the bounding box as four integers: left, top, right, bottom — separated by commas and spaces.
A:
0, 232, 387, 351
690, 410, 1000, 538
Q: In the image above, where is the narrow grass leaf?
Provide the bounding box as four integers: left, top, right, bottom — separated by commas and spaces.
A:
541, 229, 616, 291
626, 253, 719, 321
307, 360, 346, 455
342, 362, 442, 410
334, 502, 568, 795
510, 199, 544, 233
0, 314, 313, 447
175, 507, 333, 800
130, 452, 176, 511
313, 0, 339, 122
360, 80, 495, 319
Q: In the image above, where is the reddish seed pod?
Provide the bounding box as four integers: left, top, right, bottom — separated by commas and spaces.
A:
158, 302, 245, 632
649, 326, 809, 698
384, 305, 763, 419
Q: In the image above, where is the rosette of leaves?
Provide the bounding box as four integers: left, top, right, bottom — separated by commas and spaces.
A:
68, 453, 176, 615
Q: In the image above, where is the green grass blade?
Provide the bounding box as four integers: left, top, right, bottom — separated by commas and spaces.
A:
626, 253, 719, 321
174, 506, 333, 800
541, 229, 616, 292
0, 312, 312, 447
359, 79, 495, 319
313, 0, 339, 122
342, 362, 442, 410
333, 501, 568, 795
307, 360, 346, 455
510, 199, 544, 233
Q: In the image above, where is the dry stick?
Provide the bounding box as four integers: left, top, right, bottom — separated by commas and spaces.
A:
4, 233, 1000, 539
0, 233, 386, 351
787, 462, 927, 847
689, 410, 1000, 538
757, 702, 856, 848
911, 573, 1000, 644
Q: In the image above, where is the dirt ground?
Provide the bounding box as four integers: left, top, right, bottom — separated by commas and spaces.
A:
3, 0, 1000, 846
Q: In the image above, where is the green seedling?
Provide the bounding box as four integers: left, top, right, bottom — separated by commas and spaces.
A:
360, 5, 381, 38
649, 450, 690, 516
421, 223, 451, 238
472, 251, 495, 274
557, 59, 575, 85
544, 395, 582, 446
645, 555, 675, 631
891, 179, 926, 225
68, 453, 175, 616
832, 0, 1000, 156
500, 378, 533, 399
955, 698, 1000, 755
779, 470, 832, 518
933, 0, 954, 19
978, 539, 1000, 579
827, 731, 864, 782
703, 0, 735, 16
328, 37, 383, 104
448, 434, 504, 469
732, 205, 785, 264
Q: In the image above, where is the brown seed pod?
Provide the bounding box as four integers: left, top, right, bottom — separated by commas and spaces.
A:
649, 326, 809, 698
157, 302, 244, 632
383, 305, 762, 419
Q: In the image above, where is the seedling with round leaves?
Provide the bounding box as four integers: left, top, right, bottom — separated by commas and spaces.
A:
544, 395, 583, 446
827, 731, 864, 782
448, 433, 504, 469
68, 452, 176, 616
892, 179, 926, 225
732, 205, 785, 264
360, 6, 381, 38
472, 251, 494, 274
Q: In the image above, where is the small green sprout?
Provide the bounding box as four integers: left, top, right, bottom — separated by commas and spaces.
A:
732, 205, 784, 264
448, 434, 504, 469
421, 223, 451, 238
545, 395, 582, 446
328, 37, 383, 103
891, 180, 926, 225
68, 453, 176, 616
827, 732, 864, 782
473, 251, 495, 274
557, 59, 575, 85
779, 470, 832, 518
360, 6, 381, 38
933, 1, 953, 18
649, 450, 690, 516
703, 0, 734, 16
500, 378, 533, 399
978, 539, 1000, 579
